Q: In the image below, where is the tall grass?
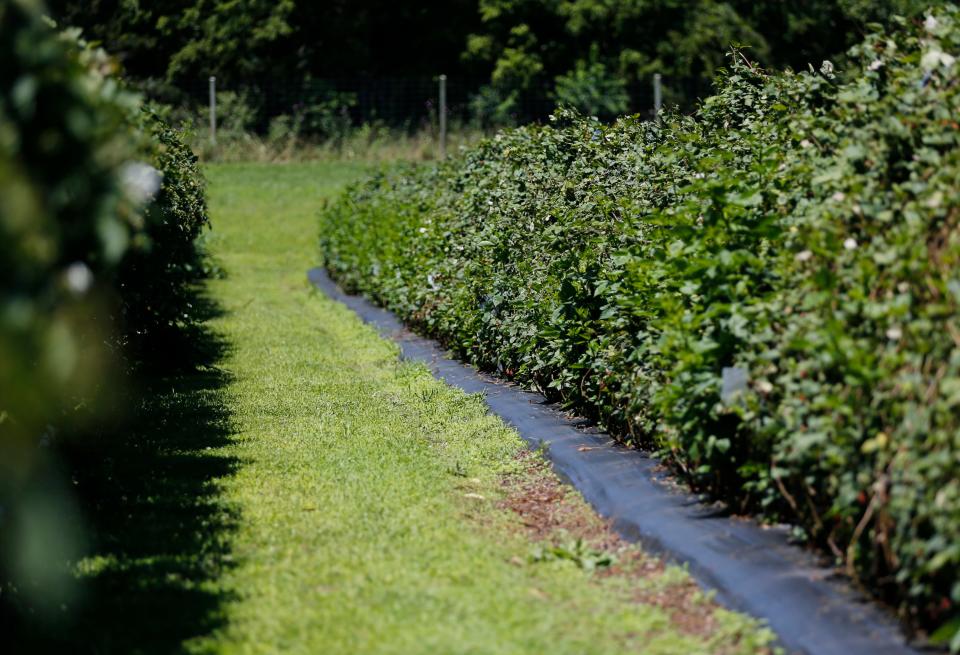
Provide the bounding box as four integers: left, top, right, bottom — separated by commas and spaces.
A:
186, 122, 485, 163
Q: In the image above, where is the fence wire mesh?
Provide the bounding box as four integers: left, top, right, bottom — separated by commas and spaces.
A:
172, 74, 709, 133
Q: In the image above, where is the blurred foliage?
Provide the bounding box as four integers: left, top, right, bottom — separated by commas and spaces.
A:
1, 0, 139, 458
321, 7, 960, 646
1, 0, 209, 630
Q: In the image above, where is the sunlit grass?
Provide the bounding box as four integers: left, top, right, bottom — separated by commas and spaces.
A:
183, 161, 771, 654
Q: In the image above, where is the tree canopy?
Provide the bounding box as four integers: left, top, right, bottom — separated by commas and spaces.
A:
47, 0, 933, 119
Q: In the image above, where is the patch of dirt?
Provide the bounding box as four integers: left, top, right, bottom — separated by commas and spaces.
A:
497, 449, 742, 643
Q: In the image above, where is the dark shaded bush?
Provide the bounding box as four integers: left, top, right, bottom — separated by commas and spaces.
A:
320, 8, 960, 644
117, 108, 210, 362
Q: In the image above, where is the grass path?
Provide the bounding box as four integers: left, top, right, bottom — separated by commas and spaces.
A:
187, 162, 771, 654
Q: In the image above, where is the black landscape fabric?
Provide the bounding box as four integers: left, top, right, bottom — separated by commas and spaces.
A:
310, 266, 922, 655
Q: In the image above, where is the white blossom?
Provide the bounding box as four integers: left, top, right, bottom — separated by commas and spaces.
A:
922, 49, 956, 71
843, 238, 858, 250
795, 250, 813, 262
121, 162, 162, 204
65, 262, 93, 294
886, 326, 903, 340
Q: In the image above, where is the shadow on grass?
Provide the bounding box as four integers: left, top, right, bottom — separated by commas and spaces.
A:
9, 291, 239, 654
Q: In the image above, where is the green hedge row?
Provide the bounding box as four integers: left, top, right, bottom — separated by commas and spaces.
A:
117, 108, 210, 361
321, 7, 960, 644
1, 0, 210, 443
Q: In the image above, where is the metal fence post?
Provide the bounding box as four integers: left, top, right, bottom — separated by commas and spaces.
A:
653, 73, 662, 119
209, 76, 217, 145
438, 74, 447, 159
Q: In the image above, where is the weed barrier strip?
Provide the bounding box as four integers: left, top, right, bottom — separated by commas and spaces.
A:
309, 267, 922, 655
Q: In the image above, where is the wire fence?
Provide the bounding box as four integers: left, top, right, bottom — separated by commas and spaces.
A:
174, 73, 709, 135
180, 76, 533, 130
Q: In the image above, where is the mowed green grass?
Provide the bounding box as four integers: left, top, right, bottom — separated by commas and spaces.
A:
193, 161, 772, 654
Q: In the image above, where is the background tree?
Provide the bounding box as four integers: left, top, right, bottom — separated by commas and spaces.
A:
47, 0, 932, 121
